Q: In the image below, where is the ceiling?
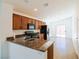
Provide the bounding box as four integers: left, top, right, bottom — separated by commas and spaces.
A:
4, 0, 75, 22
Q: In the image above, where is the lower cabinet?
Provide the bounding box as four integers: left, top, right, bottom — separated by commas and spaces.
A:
8, 41, 54, 59
47, 44, 53, 59
9, 42, 47, 59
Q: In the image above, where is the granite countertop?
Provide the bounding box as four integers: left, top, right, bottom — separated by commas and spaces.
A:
7, 36, 54, 52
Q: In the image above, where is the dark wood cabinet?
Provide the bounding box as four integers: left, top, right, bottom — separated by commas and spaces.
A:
47, 44, 53, 59
21, 16, 29, 29
38, 21, 42, 29
32, 19, 36, 24
28, 18, 32, 23
35, 20, 39, 29
13, 14, 22, 30
13, 14, 45, 30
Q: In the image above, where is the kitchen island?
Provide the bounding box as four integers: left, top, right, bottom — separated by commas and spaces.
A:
7, 36, 54, 59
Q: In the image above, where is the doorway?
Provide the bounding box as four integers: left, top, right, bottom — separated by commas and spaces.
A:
56, 24, 66, 38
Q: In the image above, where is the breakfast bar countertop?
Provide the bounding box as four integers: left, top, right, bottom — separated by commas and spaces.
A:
7, 37, 55, 52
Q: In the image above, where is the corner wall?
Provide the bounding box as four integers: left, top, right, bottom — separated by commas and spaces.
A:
0, 0, 2, 58
0, 2, 13, 59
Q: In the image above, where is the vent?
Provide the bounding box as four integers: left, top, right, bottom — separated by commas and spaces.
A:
43, 3, 48, 7
24, 0, 29, 3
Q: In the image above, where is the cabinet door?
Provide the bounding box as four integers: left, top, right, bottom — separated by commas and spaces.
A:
32, 19, 36, 28
21, 16, 29, 29
13, 14, 22, 30
38, 21, 42, 29
35, 20, 39, 29
32, 19, 36, 24
28, 18, 32, 23
47, 44, 53, 59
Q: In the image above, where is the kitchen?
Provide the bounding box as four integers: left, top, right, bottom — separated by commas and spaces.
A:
0, 0, 79, 59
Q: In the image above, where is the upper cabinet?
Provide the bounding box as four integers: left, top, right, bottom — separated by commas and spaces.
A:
21, 16, 29, 29
13, 14, 22, 30
13, 14, 45, 30
35, 20, 39, 29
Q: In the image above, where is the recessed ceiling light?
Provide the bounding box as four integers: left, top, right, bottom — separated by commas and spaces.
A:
34, 8, 38, 11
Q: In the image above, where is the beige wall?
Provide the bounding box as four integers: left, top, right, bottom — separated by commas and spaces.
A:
0, 2, 13, 59
72, 0, 79, 58
0, 0, 2, 58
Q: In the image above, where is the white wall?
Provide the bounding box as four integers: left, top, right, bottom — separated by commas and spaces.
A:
72, 15, 79, 58
0, 2, 13, 59
0, 0, 2, 58
72, 0, 79, 58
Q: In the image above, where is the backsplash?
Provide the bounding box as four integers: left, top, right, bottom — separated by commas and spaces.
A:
13, 30, 40, 35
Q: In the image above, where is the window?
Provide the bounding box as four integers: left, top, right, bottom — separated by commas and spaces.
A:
56, 25, 66, 37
